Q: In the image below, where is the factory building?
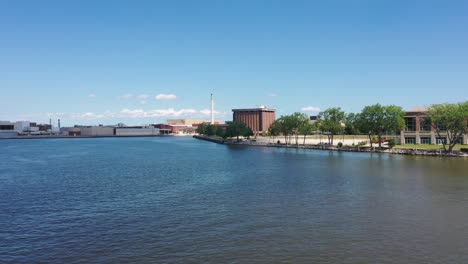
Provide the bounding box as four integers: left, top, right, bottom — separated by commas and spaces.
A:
232, 106, 276, 135
79, 126, 114, 137
115, 126, 160, 136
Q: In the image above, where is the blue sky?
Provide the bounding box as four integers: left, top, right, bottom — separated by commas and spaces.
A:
1, 0, 467, 126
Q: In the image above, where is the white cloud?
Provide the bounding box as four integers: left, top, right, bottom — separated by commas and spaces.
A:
301, 106, 321, 112
88, 94, 96, 98
155, 94, 177, 100
268, 93, 277, 97
139, 100, 147, 105
119, 94, 134, 99
118, 108, 196, 118
43, 107, 226, 123
73, 112, 105, 119
199, 109, 221, 116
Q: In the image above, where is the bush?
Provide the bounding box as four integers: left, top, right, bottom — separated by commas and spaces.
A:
277, 140, 281, 144
388, 138, 396, 149
460, 148, 468, 153
358, 141, 367, 146
371, 136, 378, 143
337, 142, 343, 148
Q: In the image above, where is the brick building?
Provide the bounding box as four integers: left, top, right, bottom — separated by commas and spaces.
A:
232, 106, 276, 135
400, 107, 467, 145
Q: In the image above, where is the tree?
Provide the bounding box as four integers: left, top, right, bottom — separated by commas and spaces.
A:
268, 120, 281, 143
196, 123, 208, 135
242, 127, 254, 139
318, 107, 345, 145
344, 113, 360, 135
275, 116, 294, 144
428, 102, 468, 153
206, 125, 217, 136
357, 104, 405, 149
291, 112, 310, 145
226, 121, 250, 142
216, 126, 226, 139
299, 122, 316, 145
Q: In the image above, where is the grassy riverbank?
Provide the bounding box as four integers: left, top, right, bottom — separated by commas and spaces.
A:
395, 144, 468, 151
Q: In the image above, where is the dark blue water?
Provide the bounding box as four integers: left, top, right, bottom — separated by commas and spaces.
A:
1, 137, 467, 263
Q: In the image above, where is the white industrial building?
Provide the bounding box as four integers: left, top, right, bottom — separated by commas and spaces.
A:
115, 126, 160, 136
80, 126, 114, 136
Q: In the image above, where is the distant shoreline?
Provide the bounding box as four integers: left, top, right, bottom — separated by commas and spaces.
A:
0, 134, 178, 140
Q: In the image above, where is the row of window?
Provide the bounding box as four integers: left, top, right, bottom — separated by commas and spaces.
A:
404, 137, 464, 144
404, 117, 435, 132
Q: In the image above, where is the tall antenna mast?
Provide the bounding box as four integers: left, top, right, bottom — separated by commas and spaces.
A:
210, 93, 215, 124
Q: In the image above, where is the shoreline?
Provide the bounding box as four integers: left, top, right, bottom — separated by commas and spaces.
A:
0, 134, 177, 140
193, 135, 468, 158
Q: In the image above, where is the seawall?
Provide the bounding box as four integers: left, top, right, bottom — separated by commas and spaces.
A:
192, 135, 225, 144
193, 136, 467, 157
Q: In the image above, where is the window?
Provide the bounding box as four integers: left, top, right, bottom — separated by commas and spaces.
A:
419, 117, 431, 131
405, 117, 416, 131
405, 137, 416, 144
436, 137, 447, 145
420, 137, 431, 144
456, 137, 464, 144
435, 122, 447, 131
0, 125, 14, 130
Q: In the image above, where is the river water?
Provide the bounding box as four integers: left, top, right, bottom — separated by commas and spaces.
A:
1, 137, 467, 263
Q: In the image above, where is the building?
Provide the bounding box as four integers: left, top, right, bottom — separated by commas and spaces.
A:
232, 106, 276, 135
400, 107, 467, 145
115, 126, 160, 136
0, 121, 17, 137
309, 116, 318, 124
80, 126, 114, 136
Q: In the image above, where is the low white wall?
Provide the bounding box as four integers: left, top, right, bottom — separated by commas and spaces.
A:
80, 127, 114, 136
115, 128, 160, 136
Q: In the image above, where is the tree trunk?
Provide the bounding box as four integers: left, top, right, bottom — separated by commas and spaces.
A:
368, 134, 373, 148
378, 133, 382, 149
448, 144, 455, 153
303, 134, 306, 145
434, 129, 447, 152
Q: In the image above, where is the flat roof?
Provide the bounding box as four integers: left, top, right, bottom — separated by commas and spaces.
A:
232, 108, 275, 112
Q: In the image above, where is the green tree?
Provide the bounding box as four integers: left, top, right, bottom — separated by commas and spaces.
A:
226, 121, 250, 142
206, 125, 217, 136
318, 107, 345, 145
268, 120, 281, 143
242, 127, 254, 139
428, 102, 468, 153
275, 116, 294, 144
344, 113, 360, 135
216, 126, 226, 138
290, 112, 310, 145
196, 123, 207, 135
299, 121, 316, 145
357, 104, 405, 149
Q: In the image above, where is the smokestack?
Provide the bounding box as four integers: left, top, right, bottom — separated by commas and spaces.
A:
58, 119, 61, 129
49, 118, 52, 128
210, 93, 214, 124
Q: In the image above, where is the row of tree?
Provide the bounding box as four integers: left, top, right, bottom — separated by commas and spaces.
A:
267, 102, 467, 152
196, 121, 253, 141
